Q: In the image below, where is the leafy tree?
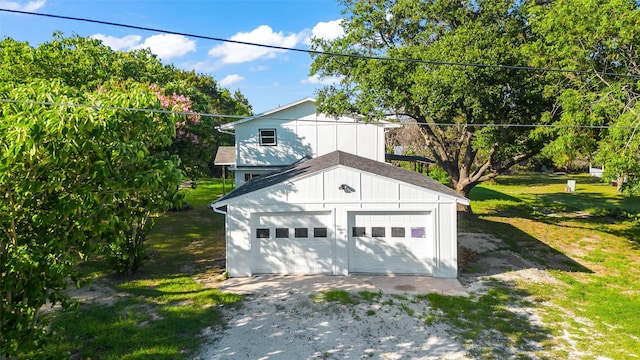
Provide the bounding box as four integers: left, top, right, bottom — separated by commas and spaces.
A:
0, 79, 183, 356
0, 33, 252, 178
526, 0, 640, 192
309, 0, 552, 211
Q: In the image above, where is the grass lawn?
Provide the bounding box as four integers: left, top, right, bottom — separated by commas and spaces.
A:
456, 173, 640, 359
40, 179, 241, 360
38, 174, 640, 359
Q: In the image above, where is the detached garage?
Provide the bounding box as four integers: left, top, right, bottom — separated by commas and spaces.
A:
211, 150, 469, 278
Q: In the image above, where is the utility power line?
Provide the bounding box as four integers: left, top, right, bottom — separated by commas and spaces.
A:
0, 99, 245, 119
2, 8, 640, 80
2, 98, 636, 129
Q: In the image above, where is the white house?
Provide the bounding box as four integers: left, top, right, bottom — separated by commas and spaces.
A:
211, 150, 469, 278
216, 98, 398, 187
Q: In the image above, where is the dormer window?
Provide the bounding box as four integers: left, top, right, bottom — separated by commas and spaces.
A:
259, 129, 277, 146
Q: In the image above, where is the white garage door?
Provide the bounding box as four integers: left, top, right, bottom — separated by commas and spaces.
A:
348, 211, 433, 275
251, 211, 333, 274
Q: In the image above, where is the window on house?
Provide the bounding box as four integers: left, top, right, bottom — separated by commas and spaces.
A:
244, 173, 261, 182
256, 228, 270, 238
352, 227, 366, 237
294, 228, 308, 238
391, 227, 405, 237
372, 227, 386, 238
411, 227, 426, 238
313, 227, 328, 238
259, 129, 277, 146
275, 228, 289, 238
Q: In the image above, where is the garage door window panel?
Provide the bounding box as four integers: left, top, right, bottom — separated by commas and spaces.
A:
372, 227, 385, 238
275, 228, 289, 238
295, 228, 308, 238
391, 227, 405, 238
313, 227, 328, 238
256, 228, 270, 238
411, 227, 426, 238
352, 227, 366, 237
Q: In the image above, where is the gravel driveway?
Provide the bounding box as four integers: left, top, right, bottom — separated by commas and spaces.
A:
195, 289, 468, 360
195, 233, 553, 359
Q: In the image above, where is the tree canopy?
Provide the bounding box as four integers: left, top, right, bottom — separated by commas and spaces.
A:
310, 0, 553, 204
0, 79, 182, 356
0, 33, 252, 178
526, 0, 640, 193
0, 33, 252, 356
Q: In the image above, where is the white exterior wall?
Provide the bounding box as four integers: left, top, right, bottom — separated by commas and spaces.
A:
223, 165, 461, 278
232, 107, 387, 187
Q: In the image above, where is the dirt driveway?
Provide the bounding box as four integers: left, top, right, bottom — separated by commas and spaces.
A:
195, 233, 554, 359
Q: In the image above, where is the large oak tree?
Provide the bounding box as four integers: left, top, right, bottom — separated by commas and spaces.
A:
310, 0, 553, 210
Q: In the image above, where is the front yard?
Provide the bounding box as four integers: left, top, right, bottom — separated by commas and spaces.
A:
40, 174, 640, 359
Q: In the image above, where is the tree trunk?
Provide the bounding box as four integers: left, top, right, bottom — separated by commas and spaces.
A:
616, 175, 625, 193
455, 182, 475, 218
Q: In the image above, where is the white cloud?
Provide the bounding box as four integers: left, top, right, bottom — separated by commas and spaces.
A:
89, 33, 195, 60
250, 65, 268, 72
302, 74, 343, 85
208, 25, 305, 64
133, 34, 196, 60
219, 74, 244, 87
91, 34, 142, 51
311, 19, 344, 41
0, 0, 46, 12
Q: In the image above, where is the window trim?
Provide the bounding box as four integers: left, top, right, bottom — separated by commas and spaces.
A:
259, 128, 277, 146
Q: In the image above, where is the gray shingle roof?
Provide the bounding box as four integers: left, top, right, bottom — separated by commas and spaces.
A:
213, 150, 468, 205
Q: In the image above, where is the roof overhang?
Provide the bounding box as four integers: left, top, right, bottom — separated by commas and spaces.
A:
213, 146, 236, 166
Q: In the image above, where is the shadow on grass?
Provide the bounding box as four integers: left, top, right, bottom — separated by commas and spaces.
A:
460, 216, 592, 273
420, 280, 550, 358
536, 191, 640, 214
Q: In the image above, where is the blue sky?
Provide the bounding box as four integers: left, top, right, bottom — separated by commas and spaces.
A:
0, 0, 345, 113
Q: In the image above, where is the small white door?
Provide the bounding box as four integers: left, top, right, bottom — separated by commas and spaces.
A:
252, 211, 333, 274
348, 211, 433, 275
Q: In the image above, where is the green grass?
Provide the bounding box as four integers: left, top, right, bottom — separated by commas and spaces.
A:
312, 289, 360, 305
450, 172, 640, 359
420, 284, 547, 358
37, 174, 640, 359
39, 179, 241, 360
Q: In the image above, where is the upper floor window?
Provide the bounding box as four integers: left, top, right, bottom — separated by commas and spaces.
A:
259, 129, 277, 146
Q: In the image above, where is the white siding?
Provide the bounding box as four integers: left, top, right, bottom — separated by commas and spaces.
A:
234, 107, 387, 168
361, 173, 399, 202
316, 124, 337, 156
222, 166, 461, 278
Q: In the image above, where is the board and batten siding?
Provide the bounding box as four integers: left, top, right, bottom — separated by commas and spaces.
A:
233, 112, 387, 186
224, 165, 459, 278
235, 120, 385, 166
